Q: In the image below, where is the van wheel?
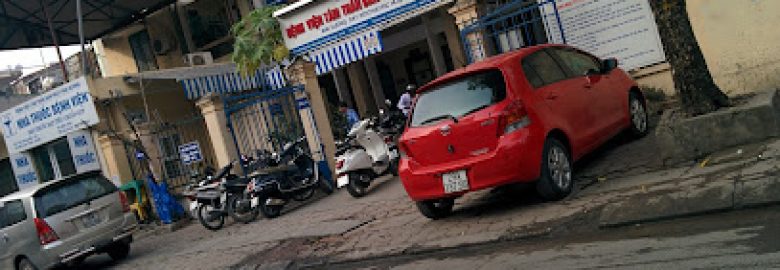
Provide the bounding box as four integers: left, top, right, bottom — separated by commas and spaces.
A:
416, 198, 454, 219
107, 242, 131, 261
16, 258, 37, 270
628, 91, 649, 137
536, 138, 573, 201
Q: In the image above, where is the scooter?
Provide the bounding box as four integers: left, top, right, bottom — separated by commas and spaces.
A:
335, 112, 400, 198
184, 161, 258, 231
245, 137, 334, 218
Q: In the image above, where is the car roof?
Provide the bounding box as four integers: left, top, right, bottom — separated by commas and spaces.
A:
417, 43, 567, 93
0, 171, 105, 202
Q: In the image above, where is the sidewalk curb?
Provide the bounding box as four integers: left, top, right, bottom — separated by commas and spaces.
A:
302, 226, 553, 269
598, 168, 780, 228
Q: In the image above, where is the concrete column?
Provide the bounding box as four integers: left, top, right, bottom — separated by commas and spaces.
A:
346, 62, 377, 116
449, 0, 489, 63
135, 123, 165, 179
196, 95, 238, 169
442, 11, 468, 69
423, 15, 448, 77
332, 68, 354, 107
286, 60, 337, 172
97, 135, 135, 184
363, 57, 387, 109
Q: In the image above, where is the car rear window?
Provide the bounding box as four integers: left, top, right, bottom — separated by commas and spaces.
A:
34, 175, 117, 218
0, 200, 27, 228
411, 70, 506, 127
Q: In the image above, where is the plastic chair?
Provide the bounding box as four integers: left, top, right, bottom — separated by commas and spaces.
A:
119, 180, 149, 222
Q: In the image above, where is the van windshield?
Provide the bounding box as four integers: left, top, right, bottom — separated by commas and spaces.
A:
34, 176, 117, 218
410, 70, 506, 127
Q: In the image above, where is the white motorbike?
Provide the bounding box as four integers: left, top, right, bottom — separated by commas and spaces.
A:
335, 115, 400, 198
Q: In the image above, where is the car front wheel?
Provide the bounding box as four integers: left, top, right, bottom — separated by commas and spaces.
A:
536, 138, 573, 201
628, 91, 649, 137
16, 257, 37, 270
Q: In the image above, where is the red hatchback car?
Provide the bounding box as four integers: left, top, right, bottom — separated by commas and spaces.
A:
398, 44, 649, 219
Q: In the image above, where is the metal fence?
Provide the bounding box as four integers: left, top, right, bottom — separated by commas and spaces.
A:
224, 85, 307, 165
460, 0, 565, 63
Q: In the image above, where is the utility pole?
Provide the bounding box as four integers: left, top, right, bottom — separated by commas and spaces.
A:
40, 0, 69, 81
76, 0, 88, 77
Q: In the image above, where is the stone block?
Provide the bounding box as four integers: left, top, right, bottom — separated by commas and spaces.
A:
599, 181, 735, 227
655, 90, 780, 163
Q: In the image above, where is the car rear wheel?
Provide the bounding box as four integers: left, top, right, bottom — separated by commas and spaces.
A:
628, 91, 649, 137
16, 258, 37, 270
536, 138, 573, 201
416, 198, 455, 219
107, 242, 131, 261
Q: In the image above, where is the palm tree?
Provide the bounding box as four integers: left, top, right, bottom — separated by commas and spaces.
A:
649, 0, 729, 115
231, 5, 289, 75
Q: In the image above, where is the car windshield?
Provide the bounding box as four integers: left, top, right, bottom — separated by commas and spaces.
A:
34, 175, 117, 218
410, 70, 506, 127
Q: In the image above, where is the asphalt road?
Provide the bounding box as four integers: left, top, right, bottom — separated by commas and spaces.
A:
321, 206, 780, 270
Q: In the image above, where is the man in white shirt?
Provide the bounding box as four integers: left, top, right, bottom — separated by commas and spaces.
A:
397, 84, 415, 116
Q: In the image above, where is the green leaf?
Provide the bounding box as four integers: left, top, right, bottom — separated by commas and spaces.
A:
230, 5, 290, 75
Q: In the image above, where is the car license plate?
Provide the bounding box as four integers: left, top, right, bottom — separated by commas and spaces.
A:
389, 148, 398, 160
81, 212, 103, 228
442, 170, 469, 193
337, 175, 349, 188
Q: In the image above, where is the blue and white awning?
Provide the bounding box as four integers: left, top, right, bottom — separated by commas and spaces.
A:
179, 66, 286, 100
311, 31, 383, 75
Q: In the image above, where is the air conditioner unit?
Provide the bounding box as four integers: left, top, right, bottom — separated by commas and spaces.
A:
185, 52, 213, 66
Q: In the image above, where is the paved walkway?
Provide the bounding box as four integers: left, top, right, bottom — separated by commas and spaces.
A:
77, 136, 780, 270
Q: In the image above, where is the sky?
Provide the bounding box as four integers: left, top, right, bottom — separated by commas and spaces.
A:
0, 45, 82, 75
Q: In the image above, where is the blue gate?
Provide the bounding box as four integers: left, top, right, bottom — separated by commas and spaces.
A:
223, 85, 307, 163
460, 0, 566, 63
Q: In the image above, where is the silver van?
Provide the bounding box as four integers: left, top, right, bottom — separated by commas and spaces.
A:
0, 171, 137, 269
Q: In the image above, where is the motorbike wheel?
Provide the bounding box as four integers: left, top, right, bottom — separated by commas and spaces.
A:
346, 172, 370, 198
228, 194, 259, 224
259, 196, 283, 219
318, 174, 335, 194
197, 204, 224, 231
389, 158, 399, 177
293, 188, 315, 201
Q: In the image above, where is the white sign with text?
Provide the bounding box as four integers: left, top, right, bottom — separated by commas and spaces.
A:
277, 0, 452, 55
67, 130, 101, 173
539, 0, 666, 70
10, 152, 38, 191
1, 77, 99, 154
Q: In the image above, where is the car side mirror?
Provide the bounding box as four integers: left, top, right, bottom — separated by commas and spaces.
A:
602, 58, 618, 73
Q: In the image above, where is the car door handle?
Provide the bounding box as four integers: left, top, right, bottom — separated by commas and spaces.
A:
2, 233, 8, 242
546, 93, 558, 100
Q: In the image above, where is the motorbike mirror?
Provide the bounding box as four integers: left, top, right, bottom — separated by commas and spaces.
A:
385, 99, 392, 106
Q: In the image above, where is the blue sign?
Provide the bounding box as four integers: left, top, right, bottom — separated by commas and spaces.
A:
9, 153, 38, 191
178, 142, 203, 165
136, 151, 146, 160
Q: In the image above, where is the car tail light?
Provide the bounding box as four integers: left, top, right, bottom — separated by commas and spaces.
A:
34, 218, 59, 245
498, 100, 530, 136
336, 159, 344, 169
119, 192, 131, 213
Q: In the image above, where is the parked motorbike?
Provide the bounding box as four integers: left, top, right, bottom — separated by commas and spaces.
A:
184, 161, 258, 231
335, 106, 401, 198
245, 137, 335, 218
